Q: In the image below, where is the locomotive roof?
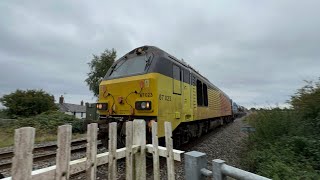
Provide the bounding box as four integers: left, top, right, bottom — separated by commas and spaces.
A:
125, 45, 230, 99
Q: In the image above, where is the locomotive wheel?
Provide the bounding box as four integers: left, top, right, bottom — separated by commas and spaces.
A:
197, 123, 203, 138
173, 131, 182, 149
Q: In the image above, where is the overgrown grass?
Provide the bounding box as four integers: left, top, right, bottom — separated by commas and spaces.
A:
0, 111, 86, 148
242, 109, 320, 179
0, 132, 85, 148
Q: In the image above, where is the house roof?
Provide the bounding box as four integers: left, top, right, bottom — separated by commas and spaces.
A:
56, 103, 86, 113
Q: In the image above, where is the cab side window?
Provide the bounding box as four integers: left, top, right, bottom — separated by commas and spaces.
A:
197, 79, 203, 106
203, 83, 208, 106
173, 64, 182, 94
184, 69, 190, 83
173, 64, 181, 81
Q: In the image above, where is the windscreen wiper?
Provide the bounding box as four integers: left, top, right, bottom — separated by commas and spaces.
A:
144, 53, 154, 70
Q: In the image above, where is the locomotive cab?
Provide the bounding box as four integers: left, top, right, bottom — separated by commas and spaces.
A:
98, 47, 158, 118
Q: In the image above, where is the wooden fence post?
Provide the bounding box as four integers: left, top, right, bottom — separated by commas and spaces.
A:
126, 121, 133, 180
165, 121, 175, 180
11, 127, 35, 180
152, 121, 160, 180
86, 123, 98, 180
55, 125, 72, 180
108, 122, 117, 180
133, 119, 146, 180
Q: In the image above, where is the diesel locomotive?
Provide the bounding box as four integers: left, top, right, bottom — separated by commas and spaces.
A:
96, 46, 236, 147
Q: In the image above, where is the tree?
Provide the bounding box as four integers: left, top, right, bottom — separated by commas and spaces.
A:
0, 89, 57, 117
85, 48, 117, 97
250, 107, 256, 111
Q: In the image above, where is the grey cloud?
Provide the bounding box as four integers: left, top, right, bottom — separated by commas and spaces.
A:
0, 0, 320, 108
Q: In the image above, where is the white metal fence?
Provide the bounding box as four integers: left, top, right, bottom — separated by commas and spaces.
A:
184, 151, 272, 180
2, 120, 184, 180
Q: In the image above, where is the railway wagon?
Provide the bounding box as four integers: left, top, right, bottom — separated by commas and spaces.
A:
96, 46, 232, 147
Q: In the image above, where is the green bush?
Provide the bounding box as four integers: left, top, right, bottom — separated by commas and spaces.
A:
290, 80, 320, 115
1, 111, 85, 135
290, 79, 320, 137
0, 89, 58, 117
0, 111, 86, 147
242, 79, 320, 179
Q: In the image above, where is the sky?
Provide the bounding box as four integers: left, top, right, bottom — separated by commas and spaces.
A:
0, 0, 319, 109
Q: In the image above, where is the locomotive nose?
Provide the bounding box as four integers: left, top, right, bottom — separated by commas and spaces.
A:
98, 77, 156, 116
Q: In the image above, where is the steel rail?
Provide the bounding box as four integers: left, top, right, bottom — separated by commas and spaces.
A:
0, 139, 102, 170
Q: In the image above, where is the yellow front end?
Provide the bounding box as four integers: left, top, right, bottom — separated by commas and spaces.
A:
97, 73, 158, 118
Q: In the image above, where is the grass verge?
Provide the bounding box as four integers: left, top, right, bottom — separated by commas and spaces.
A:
0, 111, 86, 148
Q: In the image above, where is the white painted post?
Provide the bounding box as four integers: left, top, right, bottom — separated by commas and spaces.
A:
165, 122, 175, 180
55, 125, 72, 180
108, 122, 117, 180
126, 121, 133, 180
133, 119, 146, 180
184, 151, 207, 180
152, 121, 160, 180
11, 127, 35, 180
86, 123, 98, 180
212, 159, 226, 180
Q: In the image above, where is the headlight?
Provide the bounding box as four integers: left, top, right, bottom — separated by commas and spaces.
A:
141, 102, 146, 109
135, 101, 151, 110
96, 103, 108, 110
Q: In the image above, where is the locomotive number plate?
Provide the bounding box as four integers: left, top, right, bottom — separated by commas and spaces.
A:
159, 94, 171, 101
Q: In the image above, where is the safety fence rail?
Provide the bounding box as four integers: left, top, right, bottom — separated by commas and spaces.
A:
184, 151, 271, 180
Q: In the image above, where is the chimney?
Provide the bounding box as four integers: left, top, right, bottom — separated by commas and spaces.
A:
81, 100, 84, 106
59, 95, 64, 104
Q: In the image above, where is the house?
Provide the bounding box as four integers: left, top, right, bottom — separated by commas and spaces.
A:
56, 95, 86, 119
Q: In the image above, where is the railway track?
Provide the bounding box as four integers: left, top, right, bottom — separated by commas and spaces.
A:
179, 123, 230, 151
0, 138, 102, 171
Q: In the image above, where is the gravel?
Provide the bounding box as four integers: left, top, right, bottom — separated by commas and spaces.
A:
171, 116, 248, 180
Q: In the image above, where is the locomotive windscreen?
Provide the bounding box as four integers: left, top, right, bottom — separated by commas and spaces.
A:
107, 54, 151, 79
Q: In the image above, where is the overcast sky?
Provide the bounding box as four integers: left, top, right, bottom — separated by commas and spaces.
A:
1, 0, 319, 109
